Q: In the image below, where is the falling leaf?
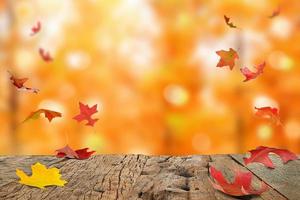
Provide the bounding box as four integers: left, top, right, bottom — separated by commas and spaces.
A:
9, 72, 39, 94
240, 62, 266, 82
39, 48, 53, 62
16, 162, 67, 189
216, 48, 239, 70
209, 166, 268, 196
23, 109, 62, 123
224, 15, 237, 28
30, 21, 41, 36
269, 7, 280, 18
56, 145, 95, 160
244, 146, 298, 168
254, 106, 281, 125
73, 102, 99, 126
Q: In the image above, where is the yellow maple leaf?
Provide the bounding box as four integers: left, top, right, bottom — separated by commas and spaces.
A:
16, 162, 67, 189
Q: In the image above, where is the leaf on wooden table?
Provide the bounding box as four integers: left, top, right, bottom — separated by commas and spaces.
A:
23, 109, 62, 123
209, 166, 268, 196
30, 21, 41, 36
73, 102, 99, 126
75, 148, 96, 159
56, 145, 79, 159
9, 72, 39, 94
56, 145, 95, 159
244, 146, 298, 168
240, 62, 266, 82
216, 48, 239, 70
16, 162, 67, 189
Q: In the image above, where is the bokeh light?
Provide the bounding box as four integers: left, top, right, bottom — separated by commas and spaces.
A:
1, 0, 300, 155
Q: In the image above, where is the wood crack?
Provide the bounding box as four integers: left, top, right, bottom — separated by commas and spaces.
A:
229, 155, 288, 200
115, 155, 127, 200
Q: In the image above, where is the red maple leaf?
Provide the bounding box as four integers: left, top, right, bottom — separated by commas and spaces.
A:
56, 145, 95, 160
240, 61, 266, 82
244, 146, 298, 168
39, 48, 53, 62
209, 166, 268, 196
75, 148, 96, 159
23, 109, 62, 123
30, 21, 41, 36
9, 72, 39, 94
73, 102, 99, 126
255, 106, 281, 125
224, 15, 237, 28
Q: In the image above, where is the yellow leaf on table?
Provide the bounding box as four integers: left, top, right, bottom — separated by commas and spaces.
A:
16, 162, 67, 189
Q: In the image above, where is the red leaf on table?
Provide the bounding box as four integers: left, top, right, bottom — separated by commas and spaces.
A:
244, 146, 298, 168
23, 109, 62, 123
240, 61, 266, 82
269, 7, 280, 18
216, 48, 239, 70
56, 146, 95, 160
56, 145, 79, 159
209, 166, 268, 196
30, 21, 41, 36
73, 102, 98, 126
75, 148, 96, 159
224, 15, 237, 28
255, 106, 281, 125
9, 72, 39, 94
39, 48, 53, 62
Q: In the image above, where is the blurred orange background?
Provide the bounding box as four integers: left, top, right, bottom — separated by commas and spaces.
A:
1, 0, 300, 155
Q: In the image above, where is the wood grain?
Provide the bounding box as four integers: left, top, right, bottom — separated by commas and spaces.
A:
0, 154, 297, 200
231, 154, 300, 200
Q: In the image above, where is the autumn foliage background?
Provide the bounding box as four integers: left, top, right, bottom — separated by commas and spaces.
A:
0, 0, 300, 155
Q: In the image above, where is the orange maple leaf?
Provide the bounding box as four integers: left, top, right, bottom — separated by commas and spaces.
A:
216, 48, 239, 70
23, 109, 62, 123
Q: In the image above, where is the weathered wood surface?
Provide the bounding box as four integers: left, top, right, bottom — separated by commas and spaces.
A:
0, 154, 299, 200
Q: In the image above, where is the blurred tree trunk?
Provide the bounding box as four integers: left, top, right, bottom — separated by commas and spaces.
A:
235, 32, 245, 153
6, 0, 19, 154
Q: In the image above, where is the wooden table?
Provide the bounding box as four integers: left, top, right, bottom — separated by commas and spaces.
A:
0, 154, 299, 200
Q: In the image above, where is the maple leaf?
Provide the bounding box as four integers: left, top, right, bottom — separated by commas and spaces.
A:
75, 148, 96, 159
9, 72, 39, 94
30, 21, 41, 36
16, 162, 67, 189
224, 15, 237, 28
23, 109, 62, 123
73, 102, 99, 126
244, 146, 298, 168
269, 7, 280, 18
209, 166, 268, 196
254, 106, 281, 125
39, 48, 53, 62
56, 145, 95, 160
56, 145, 79, 159
240, 61, 266, 82
216, 48, 239, 70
